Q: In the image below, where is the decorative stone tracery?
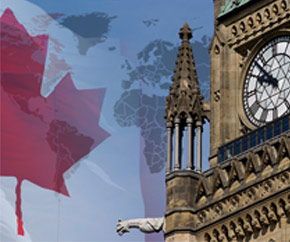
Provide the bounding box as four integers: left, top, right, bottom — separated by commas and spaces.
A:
202, 193, 290, 242
189, 134, 290, 235
165, 132, 290, 239
226, 0, 290, 48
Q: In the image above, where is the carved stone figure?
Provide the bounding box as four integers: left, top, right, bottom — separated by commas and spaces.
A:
116, 217, 164, 235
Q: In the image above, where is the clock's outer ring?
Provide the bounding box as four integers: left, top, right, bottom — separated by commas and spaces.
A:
238, 29, 290, 131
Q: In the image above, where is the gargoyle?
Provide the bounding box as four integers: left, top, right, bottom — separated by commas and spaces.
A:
116, 217, 165, 236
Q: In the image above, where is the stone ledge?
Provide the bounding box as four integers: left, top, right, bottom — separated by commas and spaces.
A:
165, 189, 290, 239
166, 170, 202, 182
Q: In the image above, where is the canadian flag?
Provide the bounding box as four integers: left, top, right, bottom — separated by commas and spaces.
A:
0, 0, 169, 241
0, 1, 119, 241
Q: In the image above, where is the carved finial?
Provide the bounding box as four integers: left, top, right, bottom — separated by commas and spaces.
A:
179, 22, 192, 42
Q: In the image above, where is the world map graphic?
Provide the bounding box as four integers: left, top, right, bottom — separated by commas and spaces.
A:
50, 11, 211, 173
114, 38, 211, 173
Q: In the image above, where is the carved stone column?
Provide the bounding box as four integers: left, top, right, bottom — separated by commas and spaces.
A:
196, 120, 203, 173
187, 118, 194, 170
174, 118, 181, 170
166, 122, 173, 174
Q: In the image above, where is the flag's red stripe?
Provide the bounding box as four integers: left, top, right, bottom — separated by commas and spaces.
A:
16, 179, 24, 236
17, 217, 24, 236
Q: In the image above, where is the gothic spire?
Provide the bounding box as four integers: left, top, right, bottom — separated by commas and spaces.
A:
165, 22, 206, 124
173, 22, 199, 89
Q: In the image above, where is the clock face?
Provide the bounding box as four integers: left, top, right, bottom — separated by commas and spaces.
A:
243, 35, 290, 127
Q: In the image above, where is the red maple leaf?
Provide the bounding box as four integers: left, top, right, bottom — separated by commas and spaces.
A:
0, 9, 110, 235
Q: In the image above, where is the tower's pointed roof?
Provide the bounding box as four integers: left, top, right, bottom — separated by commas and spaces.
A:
165, 23, 207, 124
172, 22, 199, 90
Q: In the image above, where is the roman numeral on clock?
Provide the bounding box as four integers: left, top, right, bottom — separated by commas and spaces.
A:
273, 108, 278, 120
247, 90, 256, 97
250, 101, 259, 115
272, 45, 277, 55
248, 73, 258, 78
285, 101, 290, 110
260, 109, 268, 122
260, 56, 267, 65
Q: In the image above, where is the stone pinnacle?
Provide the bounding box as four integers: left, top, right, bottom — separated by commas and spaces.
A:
179, 22, 192, 42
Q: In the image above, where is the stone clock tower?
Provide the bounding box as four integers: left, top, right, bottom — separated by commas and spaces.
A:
164, 0, 290, 241
116, 0, 290, 241
209, 0, 290, 167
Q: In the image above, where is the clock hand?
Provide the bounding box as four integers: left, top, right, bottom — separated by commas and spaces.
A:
269, 77, 278, 87
254, 61, 271, 79
254, 61, 278, 88
257, 75, 267, 85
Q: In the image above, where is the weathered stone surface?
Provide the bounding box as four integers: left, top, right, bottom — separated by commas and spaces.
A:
165, 1, 290, 241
